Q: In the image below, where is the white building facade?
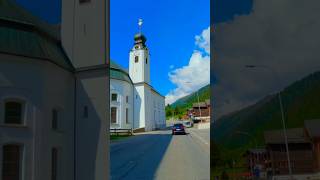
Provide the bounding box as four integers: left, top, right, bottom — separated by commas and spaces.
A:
0, 0, 109, 180
110, 33, 166, 131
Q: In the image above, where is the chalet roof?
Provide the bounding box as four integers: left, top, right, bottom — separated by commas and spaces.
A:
305, 119, 320, 138
205, 99, 210, 105
264, 128, 309, 144
0, 0, 74, 71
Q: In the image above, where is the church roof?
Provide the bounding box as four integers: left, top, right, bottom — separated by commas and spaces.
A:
0, 0, 74, 71
110, 60, 133, 84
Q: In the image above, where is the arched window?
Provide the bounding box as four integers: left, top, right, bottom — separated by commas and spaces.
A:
4, 101, 24, 125
111, 107, 117, 124
2, 144, 22, 180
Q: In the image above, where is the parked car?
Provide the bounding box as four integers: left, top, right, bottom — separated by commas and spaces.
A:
172, 123, 186, 135
183, 121, 193, 128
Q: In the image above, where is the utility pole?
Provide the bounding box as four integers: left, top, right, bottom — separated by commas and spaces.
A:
245, 65, 292, 177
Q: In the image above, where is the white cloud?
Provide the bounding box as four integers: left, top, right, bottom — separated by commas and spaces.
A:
213, 0, 320, 119
169, 65, 174, 69
165, 27, 210, 105
195, 27, 210, 54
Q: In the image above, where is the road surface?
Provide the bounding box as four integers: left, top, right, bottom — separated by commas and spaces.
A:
110, 127, 210, 180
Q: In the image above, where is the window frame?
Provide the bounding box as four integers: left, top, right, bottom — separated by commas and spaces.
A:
110, 107, 118, 124
2, 98, 26, 126
111, 93, 118, 102
51, 148, 58, 180
83, 106, 89, 118
2, 144, 23, 180
79, 0, 91, 4
125, 108, 129, 124
52, 109, 58, 130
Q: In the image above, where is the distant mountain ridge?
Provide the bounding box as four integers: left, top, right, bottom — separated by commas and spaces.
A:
213, 71, 320, 149
171, 84, 210, 109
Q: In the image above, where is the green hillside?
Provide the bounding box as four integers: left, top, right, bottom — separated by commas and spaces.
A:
212, 71, 320, 163
166, 84, 210, 119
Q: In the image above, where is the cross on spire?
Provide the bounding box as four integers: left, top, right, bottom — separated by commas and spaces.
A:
138, 18, 143, 33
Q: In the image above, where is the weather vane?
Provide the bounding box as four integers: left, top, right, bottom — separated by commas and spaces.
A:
138, 18, 143, 33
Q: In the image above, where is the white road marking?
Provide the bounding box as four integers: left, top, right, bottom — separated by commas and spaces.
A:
188, 129, 210, 147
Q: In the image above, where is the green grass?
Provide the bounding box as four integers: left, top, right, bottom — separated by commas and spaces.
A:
110, 134, 132, 141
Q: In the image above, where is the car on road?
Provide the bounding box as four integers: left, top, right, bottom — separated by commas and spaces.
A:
172, 123, 186, 135
183, 121, 193, 128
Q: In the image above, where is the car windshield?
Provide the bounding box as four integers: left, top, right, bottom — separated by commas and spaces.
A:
174, 124, 183, 127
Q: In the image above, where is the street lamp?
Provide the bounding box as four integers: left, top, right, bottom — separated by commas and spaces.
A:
183, 81, 202, 123
245, 65, 292, 177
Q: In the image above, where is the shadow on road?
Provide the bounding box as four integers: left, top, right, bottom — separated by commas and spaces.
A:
110, 132, 173, 180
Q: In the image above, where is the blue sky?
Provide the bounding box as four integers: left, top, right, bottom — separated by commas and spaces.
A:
13, 0, 253, 104
213, 0, 253, 23
111, 0, 210, 100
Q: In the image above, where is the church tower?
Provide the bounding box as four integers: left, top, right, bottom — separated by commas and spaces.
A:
61, 0, 107, 68
61, 1, 109, 180
129, 20, 151, 84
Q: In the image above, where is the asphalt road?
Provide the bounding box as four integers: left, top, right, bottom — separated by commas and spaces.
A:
110, 128, 210, 180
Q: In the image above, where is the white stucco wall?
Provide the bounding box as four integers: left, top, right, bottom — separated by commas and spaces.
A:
132, 83, 165, 131
126, 33, 165, 132
75, 68, 109, 180
62, 0, 109, 179
110, 79, 134, 129
133, 84, 145, 129
61, 0, 107, 68
152, 92, 166, 129
0, 53, 75, 180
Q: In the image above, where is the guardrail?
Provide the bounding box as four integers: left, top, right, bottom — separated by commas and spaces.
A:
110, 128, 133, 136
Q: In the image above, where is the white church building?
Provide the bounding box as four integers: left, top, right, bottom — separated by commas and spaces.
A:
0, 0, 109, 180
110, 32, 166, 131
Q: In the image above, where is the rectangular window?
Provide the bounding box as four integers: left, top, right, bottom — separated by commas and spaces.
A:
2, 145, 21, 180
111, 94, 117, 101
52, 109, 58, 130
126, 96, 129, 103
111, 107, 117, 124
83, 106, 88, 118
5, 102, 22, 124
126, 108, 129, 124
51, 148, 58, 180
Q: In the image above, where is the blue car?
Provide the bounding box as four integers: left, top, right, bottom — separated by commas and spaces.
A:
172, 123, 186, 135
